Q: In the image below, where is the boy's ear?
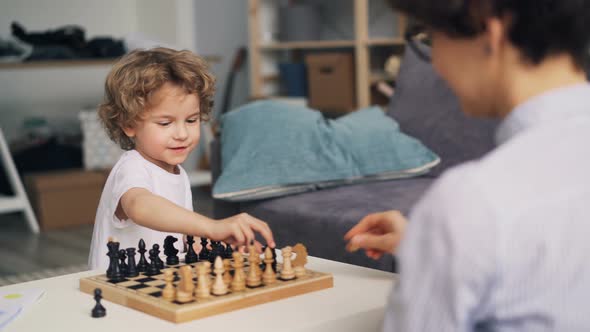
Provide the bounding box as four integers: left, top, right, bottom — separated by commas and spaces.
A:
122, 126, 136, 138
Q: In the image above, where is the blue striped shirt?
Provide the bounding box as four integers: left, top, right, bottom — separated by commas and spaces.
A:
383, 84, 590, 331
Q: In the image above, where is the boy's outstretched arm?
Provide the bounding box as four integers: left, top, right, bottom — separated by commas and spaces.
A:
118, 188, 275, 248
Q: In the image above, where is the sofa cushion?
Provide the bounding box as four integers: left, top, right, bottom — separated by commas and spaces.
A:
388, 43, 498, 176
214, 101, 439, 202
241, 177, 434, 271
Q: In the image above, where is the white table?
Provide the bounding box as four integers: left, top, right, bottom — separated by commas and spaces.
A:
1, 256, 396, 332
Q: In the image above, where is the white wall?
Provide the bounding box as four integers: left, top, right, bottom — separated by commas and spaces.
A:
194, 0, 249, 118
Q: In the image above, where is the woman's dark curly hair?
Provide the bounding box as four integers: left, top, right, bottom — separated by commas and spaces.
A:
99, 47, 216, 150
389, 0, 590, 68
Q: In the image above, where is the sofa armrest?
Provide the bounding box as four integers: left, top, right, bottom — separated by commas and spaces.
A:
210, 138, 241, 219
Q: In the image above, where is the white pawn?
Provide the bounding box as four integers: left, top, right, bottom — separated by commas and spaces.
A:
212, 256, 229, 295
175, 265, 194, 303
161, 269, 175, 301
231, 252, 246, 291
262, 246, 277, 285
195, 262, 211, 299
280, 246, 295, 280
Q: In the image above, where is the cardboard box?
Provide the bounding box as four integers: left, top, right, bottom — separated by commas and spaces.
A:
305, 53, 356, 112
25, 169, 107, 230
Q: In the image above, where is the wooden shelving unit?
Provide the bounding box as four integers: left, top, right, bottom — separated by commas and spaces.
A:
248, 0, 406, 108
0, 55, 222, 70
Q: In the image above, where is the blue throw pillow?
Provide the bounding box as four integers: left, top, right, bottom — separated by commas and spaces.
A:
213, 100, 439, 201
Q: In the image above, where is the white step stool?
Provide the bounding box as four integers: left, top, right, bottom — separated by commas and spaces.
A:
0, 127, 39, 233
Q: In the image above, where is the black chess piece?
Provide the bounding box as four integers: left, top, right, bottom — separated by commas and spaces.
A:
106, 241, 124, 282
125, 247, 139, 277
91, 288, 106, 318
199, 237, 210, 261
164, 236, 179, 265
209, 241, 223, 263
224, 243, 234, 259
152, 244, 164, 269
118, 249, 128, 276
184, 235, 198, 264
137, 239, 148, 273
106, 240, 116, 278
145, 249, 160, 276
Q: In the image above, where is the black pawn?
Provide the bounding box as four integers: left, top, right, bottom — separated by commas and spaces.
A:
136, 239, 148, 273
224, 243, 234, 259
106, 241, 124, 282
152, 244, 164, 269
184, 235, 198, 264
164, 236, 179, 265
118, 249, 128, 276
91, 288, 106, 318
209, 241, 223, 263
199, 238, 210, 261
145, 249, 160, 276
125, 248, 139, 277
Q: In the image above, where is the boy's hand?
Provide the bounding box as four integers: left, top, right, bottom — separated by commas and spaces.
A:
206, 213, 275, 250
344, 210, 407, 260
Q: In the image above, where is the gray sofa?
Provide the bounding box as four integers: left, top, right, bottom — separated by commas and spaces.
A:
211, 46, 498, 272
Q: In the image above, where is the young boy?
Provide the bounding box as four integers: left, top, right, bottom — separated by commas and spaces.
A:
345, 0, 590, 331
88, 48, 274, 270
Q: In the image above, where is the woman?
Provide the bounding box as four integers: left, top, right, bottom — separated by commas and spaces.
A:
345, 1, 590, 330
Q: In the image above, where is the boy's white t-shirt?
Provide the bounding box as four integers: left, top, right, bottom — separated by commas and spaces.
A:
88, 150, 192, 271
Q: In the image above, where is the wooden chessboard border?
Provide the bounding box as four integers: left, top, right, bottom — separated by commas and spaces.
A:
79, 263, 333, 323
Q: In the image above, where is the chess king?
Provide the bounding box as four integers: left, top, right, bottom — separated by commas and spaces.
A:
87, 47, 275, 271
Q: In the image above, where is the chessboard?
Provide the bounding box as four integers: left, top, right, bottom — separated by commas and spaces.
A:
80, 242, 333, 323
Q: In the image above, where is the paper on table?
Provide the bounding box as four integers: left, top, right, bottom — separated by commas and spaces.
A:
0, 288, 44, 330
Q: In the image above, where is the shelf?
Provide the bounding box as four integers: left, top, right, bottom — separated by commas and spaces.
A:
366, 38, 405, 46
0, 55, 222, 70
259, 40, 356, 50
0, 59, 116, 69
370, 71, 397, 84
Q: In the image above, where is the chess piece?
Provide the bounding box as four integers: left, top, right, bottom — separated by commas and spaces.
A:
106, 241, 124, 282
246, 248, 262, 288
262, 246, 277, 285
280, 246, 295, 280
195, 262, 211, 299
222, 259, 232, 286
212, 256, 229, 295
91, 288, 106, 318
118, 249, 128, 276
164, 236, 179, 265
175, 265, 194, 303
261, 245, 277, 272
162, 269, 176, 301
145, 249, 161, 276
199, 238, 210, 261
209, 241, 223, 263
125, 247, 139, 277
152, 244, 164, 269
224, 243, 234, 259
231, 252, 246, 292
247, 241, 262, 278
185, 235, 199, 263
136, 239, 148, 273
292, 243, 308, 278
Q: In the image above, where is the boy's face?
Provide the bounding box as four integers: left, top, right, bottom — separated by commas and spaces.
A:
123, 83, 201, 173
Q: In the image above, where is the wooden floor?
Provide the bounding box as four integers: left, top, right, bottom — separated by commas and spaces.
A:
0, 186, 213, 278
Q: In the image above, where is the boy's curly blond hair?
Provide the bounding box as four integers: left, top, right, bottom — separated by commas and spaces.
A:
98, 47, 216, 150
